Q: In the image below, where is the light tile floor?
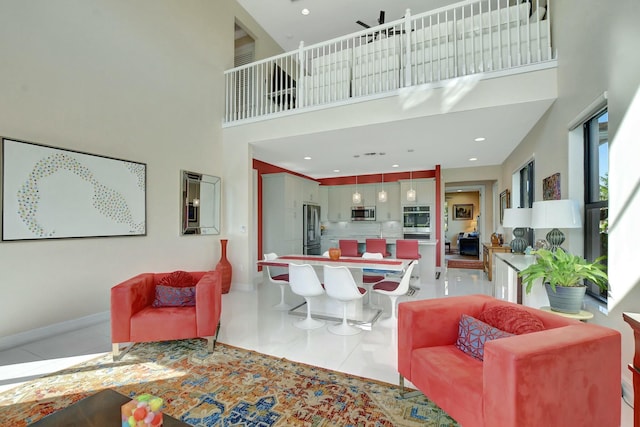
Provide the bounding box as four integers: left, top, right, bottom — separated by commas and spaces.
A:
0, 267, 633, 425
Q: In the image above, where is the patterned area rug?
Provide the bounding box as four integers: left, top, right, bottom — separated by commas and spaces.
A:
0, 339, 460, 426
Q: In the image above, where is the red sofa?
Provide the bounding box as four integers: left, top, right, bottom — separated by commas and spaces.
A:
111, 270, 221, 359
398, 294, 621, 427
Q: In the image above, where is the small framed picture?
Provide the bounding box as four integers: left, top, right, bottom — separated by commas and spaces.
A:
453, 204, 474, 220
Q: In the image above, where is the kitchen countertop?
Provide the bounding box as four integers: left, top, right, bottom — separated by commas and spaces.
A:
494, 253, 537, 271
322, 236, 438, 245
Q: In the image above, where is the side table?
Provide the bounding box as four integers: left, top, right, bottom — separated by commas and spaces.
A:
539, 306, 594, 322
482, 243, 511, 281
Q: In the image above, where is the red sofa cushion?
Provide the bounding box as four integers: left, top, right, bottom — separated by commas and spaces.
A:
456, 314, 513, 360
477, 305, 545, 335
158, 270, 195, 287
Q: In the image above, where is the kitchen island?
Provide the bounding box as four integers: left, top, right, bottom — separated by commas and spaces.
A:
321, 237, 438, 284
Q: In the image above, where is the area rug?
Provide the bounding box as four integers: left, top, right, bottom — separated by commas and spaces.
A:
447, 259, 484, 270
0, 339, 460, 426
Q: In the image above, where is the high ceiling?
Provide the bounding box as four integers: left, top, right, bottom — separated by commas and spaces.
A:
236, 0, 459, 52
236, 0, 553, 179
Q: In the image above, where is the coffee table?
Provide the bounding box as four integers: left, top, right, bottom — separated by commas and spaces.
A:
29, 388, 190, 426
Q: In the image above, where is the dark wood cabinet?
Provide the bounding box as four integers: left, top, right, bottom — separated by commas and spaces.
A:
623, 312, 640, 427
459, 237, 479, 256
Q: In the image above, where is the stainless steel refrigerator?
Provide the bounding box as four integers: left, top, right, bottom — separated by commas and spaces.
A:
303, 204, 321, 255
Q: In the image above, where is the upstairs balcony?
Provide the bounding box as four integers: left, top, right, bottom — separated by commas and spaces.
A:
224, 0, 555, 126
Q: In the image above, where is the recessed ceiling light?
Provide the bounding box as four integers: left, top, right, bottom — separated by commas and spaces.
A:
301, 8, 310, 15
392, 164, 399, 168
469, 157, 478, 161
304, 156, 311, 160
333, 169, 340, 173
474, 137, 486, 142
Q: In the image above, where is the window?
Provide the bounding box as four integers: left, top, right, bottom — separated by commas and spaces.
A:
584, 109, 608, 301
512, 160, 535, 245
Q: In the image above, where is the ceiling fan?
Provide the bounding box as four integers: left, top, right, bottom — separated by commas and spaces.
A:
356, 11, 403, 42
356, 10, 386, 30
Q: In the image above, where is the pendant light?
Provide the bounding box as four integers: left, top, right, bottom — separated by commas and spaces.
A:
352, 175, 362, 204
406, 171, 416, 202
378, 173, 387, 203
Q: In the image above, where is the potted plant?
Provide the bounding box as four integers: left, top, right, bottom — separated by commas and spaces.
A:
519, 248, 608, 314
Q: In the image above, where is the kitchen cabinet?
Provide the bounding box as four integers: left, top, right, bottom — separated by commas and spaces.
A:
327, 185, 352, 221
319, 186, 328, 222
263, 173, 314, 255
376, 182, 401, 220
302, 179, 319, 203
359, 185, 377, 206
400, 179, 435, 206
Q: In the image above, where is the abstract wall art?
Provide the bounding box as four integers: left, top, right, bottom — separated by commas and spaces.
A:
2, 138, 146, 241
543, 172, 561, 201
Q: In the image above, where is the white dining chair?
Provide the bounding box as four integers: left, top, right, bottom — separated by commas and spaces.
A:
288, 263, 326, 329
263, 253, 292, 311
323, 265, 367, 335
372, 260, 417, 328
361, 251, 386, 285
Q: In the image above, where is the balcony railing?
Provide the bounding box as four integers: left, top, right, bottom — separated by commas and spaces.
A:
224, 0, 553, 125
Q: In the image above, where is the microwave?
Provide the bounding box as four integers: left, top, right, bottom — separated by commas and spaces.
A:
351, 206, 376, 221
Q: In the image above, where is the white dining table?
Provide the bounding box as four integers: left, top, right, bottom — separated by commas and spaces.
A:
258, 255, 411, 328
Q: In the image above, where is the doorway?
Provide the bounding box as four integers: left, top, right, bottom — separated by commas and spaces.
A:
445, 188, 482, 262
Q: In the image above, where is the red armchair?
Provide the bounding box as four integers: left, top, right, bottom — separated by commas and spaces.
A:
111, 270, 221, 359
398, 294, 621, 427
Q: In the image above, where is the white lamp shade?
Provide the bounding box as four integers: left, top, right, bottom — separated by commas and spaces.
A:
531, 200, 582, 229
352, 191, 362, 204
406, 188, 416, 202
502, 208, 532, 228
378, 189, 387, 203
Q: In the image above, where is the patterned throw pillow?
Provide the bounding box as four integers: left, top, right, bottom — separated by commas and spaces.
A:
477, 305, 545, 335
455, 314, 513, 361
158, 270, 195, 288
152, 285, 196, 307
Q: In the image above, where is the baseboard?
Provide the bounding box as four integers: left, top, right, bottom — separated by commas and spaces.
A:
0, 311, 110, 352
622, 376, 635, 409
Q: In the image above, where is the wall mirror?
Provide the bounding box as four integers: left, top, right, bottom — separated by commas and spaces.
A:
181, 170, 221, 235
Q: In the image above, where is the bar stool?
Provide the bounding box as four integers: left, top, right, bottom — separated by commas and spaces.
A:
339, 239, 360, 257
365, 238, 391, 257
395, 239, 421, 287
263, 253, 292, 310
323, 265, 367, 335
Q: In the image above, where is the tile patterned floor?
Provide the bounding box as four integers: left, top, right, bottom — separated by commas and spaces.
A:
0, 266, 632, 425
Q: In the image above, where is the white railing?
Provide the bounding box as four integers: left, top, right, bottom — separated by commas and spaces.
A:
224, 0, 552, 124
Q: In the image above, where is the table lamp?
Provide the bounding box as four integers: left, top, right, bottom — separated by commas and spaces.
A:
531, 199, 582, 251
502, 208, 532, 253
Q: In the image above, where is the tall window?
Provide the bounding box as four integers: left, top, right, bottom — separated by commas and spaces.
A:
513, 160, 535, 245
584, 109, 608, 301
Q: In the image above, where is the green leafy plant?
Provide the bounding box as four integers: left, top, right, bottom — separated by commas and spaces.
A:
519, 248, 608, 294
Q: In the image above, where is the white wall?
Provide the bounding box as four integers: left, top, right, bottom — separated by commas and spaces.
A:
0, 0, 281, 338
501, 0, 640, 387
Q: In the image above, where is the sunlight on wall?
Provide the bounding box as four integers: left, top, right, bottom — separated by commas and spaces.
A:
607, 85, 640, 311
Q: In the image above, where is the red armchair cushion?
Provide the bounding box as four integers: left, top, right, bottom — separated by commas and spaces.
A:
455, 314, 513, 360
158, 270, 195, 287
152, 285, 196, 307
477, 305, 545, 335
